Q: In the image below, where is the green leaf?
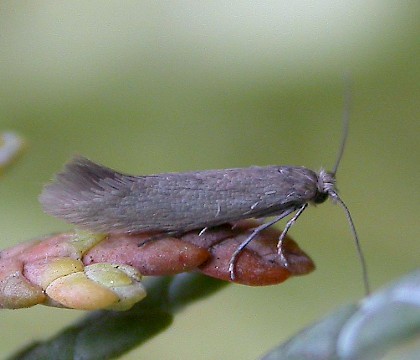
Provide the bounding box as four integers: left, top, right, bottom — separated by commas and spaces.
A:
262, 269, 420, 360
337, 270, 420, 360
261, 304, 358, 360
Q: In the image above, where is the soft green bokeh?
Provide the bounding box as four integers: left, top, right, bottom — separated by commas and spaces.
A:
1, 2, 418, 360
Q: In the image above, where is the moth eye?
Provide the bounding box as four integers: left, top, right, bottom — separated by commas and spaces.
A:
313, 191, 328, 204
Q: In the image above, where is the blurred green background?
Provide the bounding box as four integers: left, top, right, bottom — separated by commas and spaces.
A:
0, 2, 418, 359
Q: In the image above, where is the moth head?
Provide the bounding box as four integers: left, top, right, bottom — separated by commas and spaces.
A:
313, 169, 336, 204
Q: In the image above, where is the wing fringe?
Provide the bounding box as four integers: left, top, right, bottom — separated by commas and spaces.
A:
39, 156, 128, 221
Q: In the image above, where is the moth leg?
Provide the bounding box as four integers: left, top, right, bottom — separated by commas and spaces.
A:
137, 230, 183, 247
137, 237, 156, 248
277, 203, 308, 267
228, 208, 296, 281
231, 218, 265, 231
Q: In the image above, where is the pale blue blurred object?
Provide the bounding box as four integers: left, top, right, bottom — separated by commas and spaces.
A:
0, 132, 24, 170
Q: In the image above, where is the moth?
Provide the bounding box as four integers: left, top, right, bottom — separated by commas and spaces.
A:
40, 88, 369, 293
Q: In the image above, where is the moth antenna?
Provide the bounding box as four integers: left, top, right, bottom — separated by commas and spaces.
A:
327, 75, 370, 295
332, 74, 352, 176
329, 190, 370, 295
